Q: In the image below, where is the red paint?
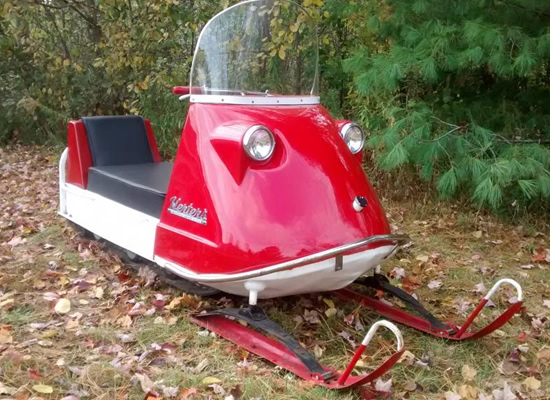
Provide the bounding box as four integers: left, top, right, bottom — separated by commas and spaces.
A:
172, 86, 189, 95
66, 120, 93, 188
144, 119, 161, 162
155, 103, 390, 275
333, 289, 523, 340
338, 343, 367, 385
190, 314, 404, 389
455, 298, 488, 338
172, 86, 203, 95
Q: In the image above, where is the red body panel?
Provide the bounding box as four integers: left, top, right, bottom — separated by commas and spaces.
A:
155, 103, 390, 275
144, 119, 161, 162
66, 120, 93, 188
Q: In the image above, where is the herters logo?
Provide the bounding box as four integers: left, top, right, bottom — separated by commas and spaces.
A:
167, 196, 207, 225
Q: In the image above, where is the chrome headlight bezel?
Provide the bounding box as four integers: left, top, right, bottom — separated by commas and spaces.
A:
243, 125, 275, 161
339, 122, 365, 154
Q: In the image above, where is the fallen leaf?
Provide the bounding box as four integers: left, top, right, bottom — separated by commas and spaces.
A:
32, 384, 54, 394
444, 391, 461, 400
403, 380, 417, 392
374, 378, 392, 392
117, 315, 133, 327
461, 364, 477, 381
133, 373, 154, 393
522, 376, 541, 391
28, 369, 44, 380
337, 330, 356, 348
519, 264, 534, 269
202, 377, 221, 385
0, 329, 13, 344
313, 345, 323, 358
160, 386, 179, 397
415, 255, 429, 263
474, 282, 487, 293
324, 307, 337, 318
179, 387, 198, 399
536, 347, 550, 361
427, 279, 443, 290
458, 384, 478, 399
390, 267, 406, 280
543, 299, 550, 309
54, 298, 71, 314
7, 236, 26, 247
209, 383, 225, 395
0, 382, 17, 395
94, 286, 104, 299
144, 391, 161, 400
303, 309, 321, 324
473, 230, 483, 239
322, 298, 335, 309
498, 358, 519, 376
492, 381, 516, 400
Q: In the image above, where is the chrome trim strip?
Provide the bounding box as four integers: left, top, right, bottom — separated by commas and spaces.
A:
157, 233, 410, 283
190, 95, 320, 105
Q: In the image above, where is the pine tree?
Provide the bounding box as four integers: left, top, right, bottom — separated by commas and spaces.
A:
341, 0, 550, 212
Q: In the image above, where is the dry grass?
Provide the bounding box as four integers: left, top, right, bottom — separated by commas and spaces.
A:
0, 146, 549, 399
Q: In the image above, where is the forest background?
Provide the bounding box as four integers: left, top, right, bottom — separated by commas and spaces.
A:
1, 0, 550, 215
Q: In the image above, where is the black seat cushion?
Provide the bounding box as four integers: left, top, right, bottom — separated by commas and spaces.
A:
82, 115, 154, 166
87, 162, 173, 218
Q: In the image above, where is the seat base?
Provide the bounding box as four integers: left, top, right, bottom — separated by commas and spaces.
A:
87, 162, 173, 218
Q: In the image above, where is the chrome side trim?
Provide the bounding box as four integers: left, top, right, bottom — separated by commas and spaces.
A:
190, 95, 320, 105
156, 233, 410, 283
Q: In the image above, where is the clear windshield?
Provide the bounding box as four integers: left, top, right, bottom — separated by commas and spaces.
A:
190, 0, 318, 97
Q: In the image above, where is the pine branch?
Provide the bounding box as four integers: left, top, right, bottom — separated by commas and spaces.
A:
503, 1, 550, 18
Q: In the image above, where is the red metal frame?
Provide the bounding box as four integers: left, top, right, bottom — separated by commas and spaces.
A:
190, 314, 404, 389
66, 120, 93, 188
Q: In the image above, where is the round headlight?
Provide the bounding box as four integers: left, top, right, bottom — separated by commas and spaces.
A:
340, 123, 365, 154
243, 125, 275, 161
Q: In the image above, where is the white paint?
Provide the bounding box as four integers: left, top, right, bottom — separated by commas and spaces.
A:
484, 278, 523, 301
245, 282, 265, 305
59, 183, 159, 261
157, 245, 394, 298
58, 148, 68, 215
190, 95, 320, 105
361, 320, 403, 350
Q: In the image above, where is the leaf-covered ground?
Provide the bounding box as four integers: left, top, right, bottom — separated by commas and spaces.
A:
1, 146, 549, 400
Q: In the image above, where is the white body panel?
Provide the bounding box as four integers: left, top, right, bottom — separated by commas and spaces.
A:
58, 148, 392, 298
59, 149, 158, 261
156, 245, 393, 298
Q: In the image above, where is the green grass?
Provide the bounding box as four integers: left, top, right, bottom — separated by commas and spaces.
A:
1, 305, 37, 326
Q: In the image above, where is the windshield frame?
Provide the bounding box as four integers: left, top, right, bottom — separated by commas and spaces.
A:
189, 0, 320, 106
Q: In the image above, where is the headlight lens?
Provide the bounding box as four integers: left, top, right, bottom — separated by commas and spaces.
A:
340, 123, 365, 154
243, 125, 275, 161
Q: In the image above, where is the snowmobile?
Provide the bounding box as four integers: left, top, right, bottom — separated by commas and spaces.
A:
58, 0, 524, 391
